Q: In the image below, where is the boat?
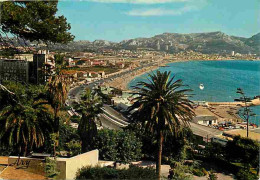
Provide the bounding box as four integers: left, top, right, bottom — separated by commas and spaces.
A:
199, 84, 204, 90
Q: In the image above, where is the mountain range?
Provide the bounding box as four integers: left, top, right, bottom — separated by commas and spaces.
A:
9, 31, 260, 55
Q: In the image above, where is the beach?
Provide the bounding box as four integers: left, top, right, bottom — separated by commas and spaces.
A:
104, 64, 160, 90
104, 59, 260, 125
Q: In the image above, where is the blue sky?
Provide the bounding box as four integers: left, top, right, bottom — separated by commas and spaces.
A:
58, 0, 260, 42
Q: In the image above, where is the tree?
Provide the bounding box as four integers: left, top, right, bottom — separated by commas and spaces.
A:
0, 1, 74, 44
129, 71, 194, 179
226, 136, 259, 170
235, 88, 255, 137
93, 129, 143, 163
45, 53, 71, 132
0, 82, 53, 156
76, 88, 102, 153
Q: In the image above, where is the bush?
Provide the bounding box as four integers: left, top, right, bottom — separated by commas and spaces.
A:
226, 136, 259, 169
94, 129, 142, 163
45, 158, 59, 179
168, 161, 191, 180
66, 140, 81, 157
236, 168, 258, 180
75, 165, 157, 179
192, 168, 205, 177
208, 170, 217, 180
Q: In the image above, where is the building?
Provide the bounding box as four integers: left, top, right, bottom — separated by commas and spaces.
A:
193, 115, 218, 126
32, 52, 55, 84
0, 59, 29, 83
156, 41, 160, 51
0, 50, 54, 84
14, 54, 34, 61
165, 45, 169, 51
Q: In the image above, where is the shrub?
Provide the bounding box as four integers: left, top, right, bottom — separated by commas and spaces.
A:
45, 158, 59, 179
94, 129, 142, 163
168, 161, 191, 180
208, 170, 217, 180
192, 168, 205, 177
226, 136, 259, 169
66, 140, 81, 157
75, 165, 157, 179
236, 168, 258, 180
202, 168, 208, 176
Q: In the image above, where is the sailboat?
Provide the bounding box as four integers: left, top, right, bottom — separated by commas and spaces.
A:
199, 84, 204, 90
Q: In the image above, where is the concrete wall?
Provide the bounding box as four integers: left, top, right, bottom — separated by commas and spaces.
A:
57, 149, 99, 179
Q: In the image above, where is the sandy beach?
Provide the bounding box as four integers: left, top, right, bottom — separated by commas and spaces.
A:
104, 64, 160, 90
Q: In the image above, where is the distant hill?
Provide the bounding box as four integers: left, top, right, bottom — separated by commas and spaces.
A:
4, 31, 259, 55
114, 31, 257, 54
245, 33, 260, 53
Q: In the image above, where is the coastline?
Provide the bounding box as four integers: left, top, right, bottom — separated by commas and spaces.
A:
104, 64, 161, 90
104, 58, 259, 91
103, 59, 260, 125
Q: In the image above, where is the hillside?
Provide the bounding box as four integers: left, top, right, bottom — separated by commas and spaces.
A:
4, 31, 259, 55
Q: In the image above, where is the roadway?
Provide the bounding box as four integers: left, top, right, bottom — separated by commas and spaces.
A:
67, 63, 155, 129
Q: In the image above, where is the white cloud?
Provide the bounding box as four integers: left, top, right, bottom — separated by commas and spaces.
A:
126, 5, 196, 16
86, 0, 189, 4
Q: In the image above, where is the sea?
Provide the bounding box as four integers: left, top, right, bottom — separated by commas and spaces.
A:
128, 60, 260, 125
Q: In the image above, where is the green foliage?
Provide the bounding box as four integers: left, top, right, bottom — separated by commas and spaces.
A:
54, 54, 65, 66
94, 129, 118, 161
70, 115, 80, 123
129, 71, 194, 177
116, 130, 143, 163
0, 81, 54, 156
0, 47, 17, 57
126, 123, 194, 161
59, 123, 79, 151
164, 128, 194, 161
236, 168, 258, 180
94, 129, 142, 163
208, 170, 218, 180
66, 140, 81, 157
192, 168, 205, 177
76, 88, 102, 153
205, 142, 225, 160
45, 158, 59, 179
75, 165, 157, 180
1, 1, 74, 43
168, 161, 191, 180
226, 136, 259, 169
0, 146, 13, 156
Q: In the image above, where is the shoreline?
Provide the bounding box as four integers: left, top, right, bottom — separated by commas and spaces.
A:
103, 59, 260, 125
104, 58, 260, 91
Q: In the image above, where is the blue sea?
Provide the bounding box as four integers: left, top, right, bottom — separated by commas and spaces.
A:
128, 60, 260, 125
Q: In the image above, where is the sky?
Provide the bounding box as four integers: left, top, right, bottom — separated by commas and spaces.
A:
57, 0, 260, 42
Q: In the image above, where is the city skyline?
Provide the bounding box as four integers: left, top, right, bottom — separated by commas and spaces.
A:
57, 0, 260, 42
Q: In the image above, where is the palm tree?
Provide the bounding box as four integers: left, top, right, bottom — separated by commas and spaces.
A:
76, 88, 102, 153
0, 95, 53, 157
129, 71, 194, 179
43, 55, 70, 156
46, 71, 68, 133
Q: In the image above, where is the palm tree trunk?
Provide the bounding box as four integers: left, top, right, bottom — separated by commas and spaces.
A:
54, 108, 60, 133
53, 108, 59, 157
156, 131, 164, 180
81, 139, 88, 153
